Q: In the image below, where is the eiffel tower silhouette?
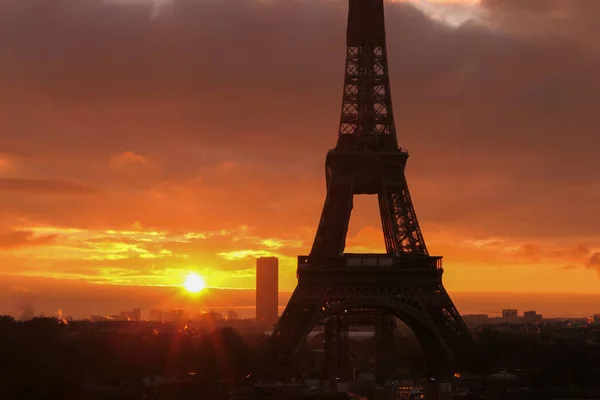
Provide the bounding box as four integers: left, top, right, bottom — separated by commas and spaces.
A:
265, 0, 472, 386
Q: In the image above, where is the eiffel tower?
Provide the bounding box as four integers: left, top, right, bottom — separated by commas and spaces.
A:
266, 0, 472, 385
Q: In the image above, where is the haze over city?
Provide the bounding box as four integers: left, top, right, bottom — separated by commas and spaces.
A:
2, 0, 600, 319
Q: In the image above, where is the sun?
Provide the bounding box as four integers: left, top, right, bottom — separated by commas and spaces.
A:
184, 273, 206, 293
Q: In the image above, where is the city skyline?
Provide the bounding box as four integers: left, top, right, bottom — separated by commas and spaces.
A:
2, 0, 600, 317
2, 272, 599, 320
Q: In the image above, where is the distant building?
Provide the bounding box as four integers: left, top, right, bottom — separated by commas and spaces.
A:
523, 310, 543, 323
164, 309, 175, 322
173, 309, 190, 322
164, 309, 189, 322
199, 312, 223, 324
256, 257, 279, 324
130, 308, 142, 321
462, 314, 489, 327
113, 314, 129, 321
115, 308, 143, 321
592, 314, 600, 324
149, 309, 164, 322
227, 310, 239, 321
502, 309, 519, 323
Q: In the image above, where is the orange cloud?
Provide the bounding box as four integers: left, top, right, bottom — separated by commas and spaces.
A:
588, 253, 600, 276
0, 155, 14, 174
109, 151, 157, 170
0, 178, 96, 195
0, 230, 58, 250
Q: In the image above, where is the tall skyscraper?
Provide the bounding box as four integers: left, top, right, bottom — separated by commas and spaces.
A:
256, 257, 279, 324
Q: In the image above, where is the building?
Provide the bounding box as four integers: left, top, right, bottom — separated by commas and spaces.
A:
523, 310, 543, 323
256, 257, 279, 324
130, 308, 142, 321
227, 310, 239, 321
149, 309, 164, 322
164, 309, 174, 322
115, 308, 143, 321
502, 309, 519, 323
165, 309, 189, 322
113, 314, 130, 321
462, 314, 489, 327
592, 314, 600, 324
198, 312, 223, 325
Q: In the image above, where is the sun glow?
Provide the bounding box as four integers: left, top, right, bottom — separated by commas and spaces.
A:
184, 273, 206, 293
404, 0, 484, 27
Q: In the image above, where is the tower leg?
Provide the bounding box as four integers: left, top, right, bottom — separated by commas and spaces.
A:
265, 287, 321, 382
424, 376, 453, 400
324, 315, 350, 380
375, 315, 396, 384
324, 317, 337, 379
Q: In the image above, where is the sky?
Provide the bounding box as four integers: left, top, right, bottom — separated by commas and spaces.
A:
1, 0, 600, 318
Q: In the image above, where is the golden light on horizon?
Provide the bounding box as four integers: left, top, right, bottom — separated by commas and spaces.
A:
184, 273, 206, 293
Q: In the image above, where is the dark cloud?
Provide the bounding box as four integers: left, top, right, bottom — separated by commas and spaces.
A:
588, 252, 600, 276
0, 0, 599, 242
0, 178, 96, 194
481, 0, 600, 50
0, 230, 58, 250
511, 242, 592, 266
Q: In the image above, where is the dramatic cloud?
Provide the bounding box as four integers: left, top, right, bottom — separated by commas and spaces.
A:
0, 230, 58, 250
0, 0, 598, 314
588, 252, 600, 276
0, 178, 96, 195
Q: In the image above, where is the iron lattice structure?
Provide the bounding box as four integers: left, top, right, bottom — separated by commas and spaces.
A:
265, 0, 472, 381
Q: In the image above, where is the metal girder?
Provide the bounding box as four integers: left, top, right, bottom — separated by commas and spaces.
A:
310, 164, 354, 258
262, 0, 473, 383
379, 169, 429, 255
267, 273, 466, 379
324, 315, 350, 379
338, 0, 397, 151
